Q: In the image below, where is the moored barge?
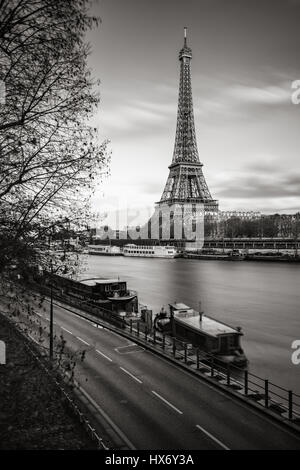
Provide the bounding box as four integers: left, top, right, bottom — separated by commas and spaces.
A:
155, 303, 247, 366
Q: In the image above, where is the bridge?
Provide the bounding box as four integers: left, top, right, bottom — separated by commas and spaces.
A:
204, 237, 300, 253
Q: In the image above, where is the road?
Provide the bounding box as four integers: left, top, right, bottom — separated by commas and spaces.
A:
12, 297, 300, 450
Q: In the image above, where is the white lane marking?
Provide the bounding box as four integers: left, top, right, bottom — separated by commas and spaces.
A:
120, 367, 143, 384
115, 345, 145, 354
196, 424, 230, 450
151, 390, 183, 415
76, 336, 90, 346
61, 327, 73, 335
96, 349, 113, 362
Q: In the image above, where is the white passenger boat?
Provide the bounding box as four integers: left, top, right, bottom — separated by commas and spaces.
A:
88, 245, 123, 256
123, 244, 177, 258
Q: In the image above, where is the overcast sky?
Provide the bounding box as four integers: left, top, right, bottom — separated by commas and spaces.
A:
87, 0, 300, 226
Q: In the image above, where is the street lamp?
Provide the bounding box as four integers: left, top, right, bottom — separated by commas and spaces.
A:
48, 258, 68, 360
49, 260, 54, 360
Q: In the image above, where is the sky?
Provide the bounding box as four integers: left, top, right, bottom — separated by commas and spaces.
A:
87, 0, 300, 227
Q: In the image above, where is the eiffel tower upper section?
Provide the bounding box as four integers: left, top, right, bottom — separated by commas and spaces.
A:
159, 28, 218, 213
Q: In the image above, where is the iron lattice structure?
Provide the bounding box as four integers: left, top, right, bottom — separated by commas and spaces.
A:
158, 28, 218, 213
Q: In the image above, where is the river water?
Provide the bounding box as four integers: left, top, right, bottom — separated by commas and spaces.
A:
84, 255, 300, 395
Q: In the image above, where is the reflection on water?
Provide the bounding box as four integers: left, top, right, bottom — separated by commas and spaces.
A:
84, 255, 300, 394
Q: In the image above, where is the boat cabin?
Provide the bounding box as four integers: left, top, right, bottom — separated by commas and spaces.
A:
169, 303, 243, 356
45, 274, 138, 314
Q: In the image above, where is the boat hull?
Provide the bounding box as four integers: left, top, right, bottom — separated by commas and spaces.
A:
123, 253, 176, 259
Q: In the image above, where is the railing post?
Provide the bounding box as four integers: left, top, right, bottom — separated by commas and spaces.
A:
211, 357, 214, 377
227, 365, 231, 386
265, 380, 269, 408
145, 327, 148, 342
172, 338, 176, 357
184, 343, 187, 363
153, 329, 156, 344
130, 319, 133, 334
244, 370, 248, 395
196, 348, 200, 370
288, 390, 293, 420
137, 321, 140, 337
162, 334, 165, 350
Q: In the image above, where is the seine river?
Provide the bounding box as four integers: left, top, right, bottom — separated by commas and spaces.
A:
84, 255, 300, 395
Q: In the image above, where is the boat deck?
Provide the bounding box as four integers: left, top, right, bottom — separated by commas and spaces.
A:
170, 304, 239, 338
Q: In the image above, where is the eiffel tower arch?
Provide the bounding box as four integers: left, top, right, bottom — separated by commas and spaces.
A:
149, 28, 218, 250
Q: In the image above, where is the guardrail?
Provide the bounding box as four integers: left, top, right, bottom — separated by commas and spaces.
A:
34, 282, 300, 427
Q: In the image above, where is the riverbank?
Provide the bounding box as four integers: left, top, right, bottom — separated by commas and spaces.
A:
176, 252, 300, 262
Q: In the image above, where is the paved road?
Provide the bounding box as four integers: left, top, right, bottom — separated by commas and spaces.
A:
14, 298, 300, 450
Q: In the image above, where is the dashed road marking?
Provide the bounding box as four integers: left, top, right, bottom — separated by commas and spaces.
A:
120, 367, 143, 384
61, 327, 73, 335
77, 336, 90, 346
96, 349, 113, 362
151, 390, 183, 415
196, 424, 230, 450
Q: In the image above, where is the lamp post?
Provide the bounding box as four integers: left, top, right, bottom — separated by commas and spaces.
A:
49, 260, 54, 360
48, 257, 68, 360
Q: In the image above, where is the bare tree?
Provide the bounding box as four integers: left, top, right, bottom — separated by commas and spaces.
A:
0, 0, 109, 277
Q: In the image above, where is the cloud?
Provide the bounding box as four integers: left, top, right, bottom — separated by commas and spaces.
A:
192, 75, 294, 124
227, 84, 291, 105
96, 73, 295, 139
215, 164, 300, 201
98, 102, 170, 132
96, 92, 176, 139
214, 155, 300, 213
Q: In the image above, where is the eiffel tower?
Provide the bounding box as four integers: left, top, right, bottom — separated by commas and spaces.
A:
159, 27, 218, 212
148, 28, 218, 248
